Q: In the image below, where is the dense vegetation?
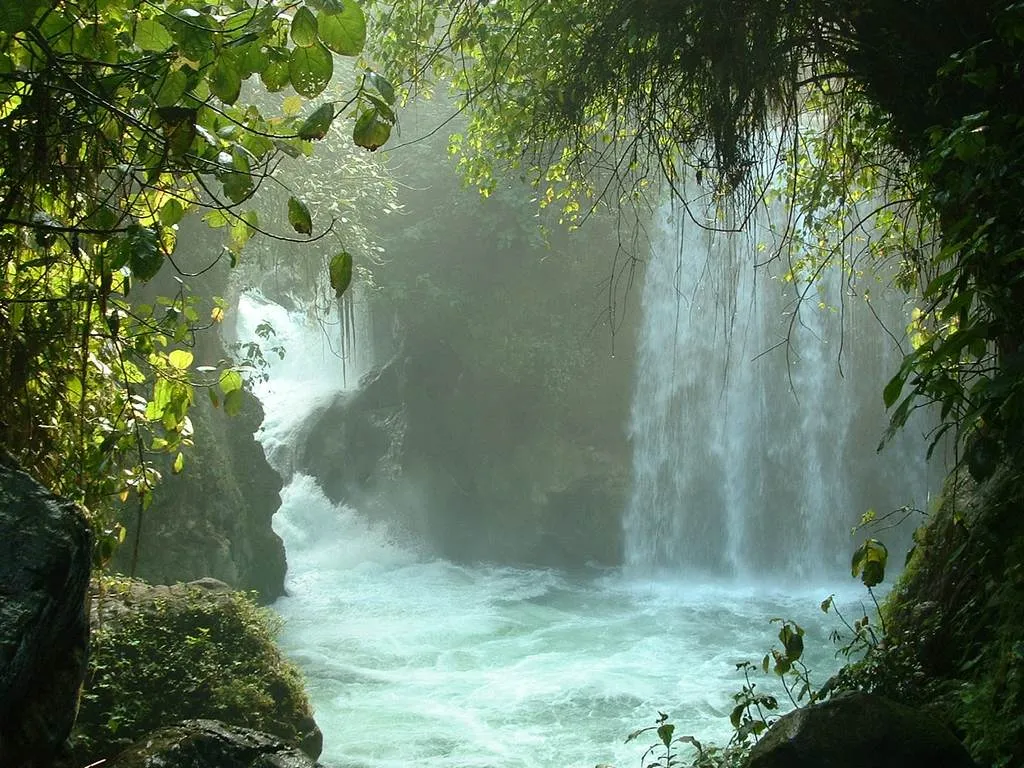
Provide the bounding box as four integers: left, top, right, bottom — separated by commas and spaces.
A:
0, 0, 391, 558
4, 0, 1024, 766
68, 577, 317, 765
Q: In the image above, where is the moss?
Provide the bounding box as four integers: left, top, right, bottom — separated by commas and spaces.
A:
65, 576, 318, 766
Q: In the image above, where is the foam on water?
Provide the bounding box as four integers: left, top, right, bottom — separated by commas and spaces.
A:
272, 475, 863, 768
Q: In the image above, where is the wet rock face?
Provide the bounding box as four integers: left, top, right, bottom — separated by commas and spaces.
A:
296, 349, 627, 568
103, 720, 323, 768
746, 691, 976, 768
0, 452, 93, 768
115, 391, 287, 603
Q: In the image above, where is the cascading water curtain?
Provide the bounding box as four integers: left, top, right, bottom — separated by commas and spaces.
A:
623, 198, 939, 581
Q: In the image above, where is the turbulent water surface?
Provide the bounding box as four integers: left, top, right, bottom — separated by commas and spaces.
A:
273, 474, 862, 768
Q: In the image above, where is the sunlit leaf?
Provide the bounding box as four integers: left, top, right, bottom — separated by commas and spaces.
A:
291, 7, 319, 47
329, 250, 353, 297
168, 349, 193, 369
172, 451, 185, 474
318, 3, 366, 55
219, 369, 243, 394
289, 42, 333, 98
135, 18, 173, 51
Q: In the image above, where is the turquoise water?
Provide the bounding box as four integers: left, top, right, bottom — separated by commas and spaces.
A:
272, 474, 865, 768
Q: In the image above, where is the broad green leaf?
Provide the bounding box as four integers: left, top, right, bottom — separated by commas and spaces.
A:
318, 3, 366, 55
657, 723, 674, 749
153, 69, 189, 108
298, 102, 336, 140
210, 58, 242, 105
124, 225, 163, 282
261, 49, 291, 92
851, 538, 888, 587
352, 107, 392, 151
288, 197, 313, 234
224, 387, 244, 416
291, 7, 319, 47
172, 452, 185, 474
135, 18, 173, 51
329, 250, 353, 296
882, 370, 905, 408
364, 71, 395, 104
168, 349, 193, 369
159, 198, 186, 226
289, 42, 333, 98
219, 369, 243, 394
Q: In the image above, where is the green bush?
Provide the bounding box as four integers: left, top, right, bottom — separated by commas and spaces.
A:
67, 576, 316, 765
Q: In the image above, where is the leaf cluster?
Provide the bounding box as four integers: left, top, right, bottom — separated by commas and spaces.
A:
0, 0, 393, 555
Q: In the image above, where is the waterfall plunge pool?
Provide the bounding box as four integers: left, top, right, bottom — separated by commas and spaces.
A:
272, 473, 868, 768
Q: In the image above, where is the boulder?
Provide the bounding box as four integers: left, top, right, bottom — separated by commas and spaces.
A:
0, 452, 93, 767
104, 719, 322, 768
73, 577, 322, 764
746, 691, 976, 768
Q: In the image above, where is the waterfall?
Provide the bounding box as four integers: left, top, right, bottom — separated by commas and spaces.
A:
233, 281, 374, 478
623, 201, 937, 580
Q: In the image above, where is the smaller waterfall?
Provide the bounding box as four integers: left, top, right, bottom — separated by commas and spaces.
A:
233, 282, 374, 477
624, 201, 937, 579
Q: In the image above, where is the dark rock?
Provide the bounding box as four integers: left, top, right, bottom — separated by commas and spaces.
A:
104, 719, 322, 768
745, 691, 976, 768
0, 452, 93, 768
295, 349, 627, 568
80, 577, 322, 762
115, 391, 287, 602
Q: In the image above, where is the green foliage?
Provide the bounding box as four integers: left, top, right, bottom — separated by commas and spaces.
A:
71, 576, 314, 764
0, 0, 393, 555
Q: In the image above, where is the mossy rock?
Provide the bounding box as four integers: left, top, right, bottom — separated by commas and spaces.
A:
64, 576, 320, 767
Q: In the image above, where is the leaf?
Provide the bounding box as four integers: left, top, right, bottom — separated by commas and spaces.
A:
291, 6, 319, 47
124, 225, 163, 282
135, 18, 174, 51
0, 0, 44, 33
318, 3, 366, 55
261, 48, 291, 92
160, 198, 186, 226
224, 387, 244, 416
329, 250, 353, 296
219, 369, 243, 394
363, 70, 395, 104
289, 42, 333, 98
851, 538, 888, 587
288, 197, 313, 234
657, 723, 674, 749
352, 107, 392, 150
168, 349, 193, 369
172, 451, 185, 474
298, 102, 336, 140
882, 369, 906, 408
210, 57, 242, 105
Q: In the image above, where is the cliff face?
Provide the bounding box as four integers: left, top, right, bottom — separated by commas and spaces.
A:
115, 390, 286, 602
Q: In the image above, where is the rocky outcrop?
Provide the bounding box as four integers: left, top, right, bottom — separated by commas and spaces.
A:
70, 577, 321, 765
0, 452, 93, 768
114, 391, 286, 602
746, 691, 975, 768
103, 720, 322, 768
296, 342, 628, 567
